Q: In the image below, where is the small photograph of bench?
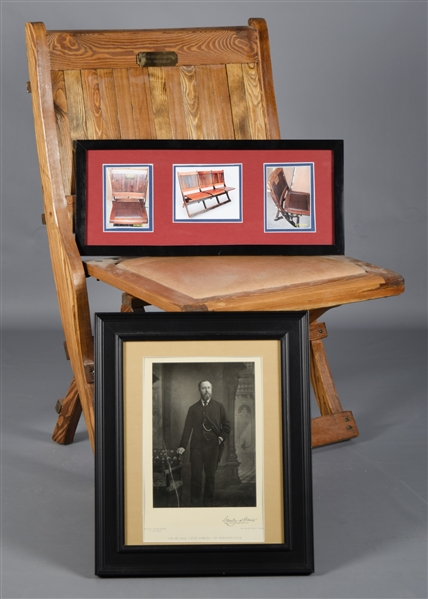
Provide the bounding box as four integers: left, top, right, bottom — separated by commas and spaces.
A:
177, 169, 236, 219
106, 166, 149, 228
266, 166, 311, 230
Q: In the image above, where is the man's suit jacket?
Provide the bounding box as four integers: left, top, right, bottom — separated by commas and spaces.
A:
179, 399, 230, 452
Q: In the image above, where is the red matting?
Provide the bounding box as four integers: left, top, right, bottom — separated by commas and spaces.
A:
86, 149, 334, 247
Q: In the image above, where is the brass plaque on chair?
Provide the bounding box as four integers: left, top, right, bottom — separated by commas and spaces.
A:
136, 51, 178, 67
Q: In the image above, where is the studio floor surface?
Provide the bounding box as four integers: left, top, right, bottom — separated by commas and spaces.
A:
1, 327, 427, 599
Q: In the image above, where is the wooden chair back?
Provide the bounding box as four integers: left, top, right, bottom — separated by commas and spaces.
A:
25, 19, 280, 448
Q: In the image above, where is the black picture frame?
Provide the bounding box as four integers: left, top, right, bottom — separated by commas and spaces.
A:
76, 139, 344, 257
95, 311, 314, 577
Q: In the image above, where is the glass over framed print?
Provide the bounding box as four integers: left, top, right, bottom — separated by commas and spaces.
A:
94, 311, 314, 577
76, 140, 344, 256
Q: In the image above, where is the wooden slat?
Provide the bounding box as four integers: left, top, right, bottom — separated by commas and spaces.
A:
26, 22, 96, 449
128, 67, 157, 139
248, 18, 280, 139
47, 27, 259, 70
51, 70, 73, 195
242, 63, 266, 139
63, 69, 87, 139
310, 338, 343, 415
147, 67, 173, 139
81, 69, 103, 139
164, 67, 188, 139
179, 66, 204, 140
113, 69, 136, 138
96, 69, 121, 139
196, 65, 234, 139
226, 63, 252, 139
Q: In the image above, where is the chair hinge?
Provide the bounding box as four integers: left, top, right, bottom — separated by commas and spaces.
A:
309, 321, 328, 341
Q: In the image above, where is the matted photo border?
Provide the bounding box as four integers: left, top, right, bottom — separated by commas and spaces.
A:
94, 311, 314, 577
75, 139, 344, 257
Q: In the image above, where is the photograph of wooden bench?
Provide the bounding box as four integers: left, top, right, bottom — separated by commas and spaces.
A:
108, 167, 149, 227
267, 166, 310, 228
178, 169, 235, 218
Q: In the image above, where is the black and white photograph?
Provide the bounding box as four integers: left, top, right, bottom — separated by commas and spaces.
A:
142, 355, 265, 544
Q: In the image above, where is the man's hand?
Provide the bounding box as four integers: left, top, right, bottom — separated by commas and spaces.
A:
218, 436, 224, 445
177, 447, 185, 455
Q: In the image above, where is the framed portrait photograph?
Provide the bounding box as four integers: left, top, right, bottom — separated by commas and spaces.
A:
75, 139, 343, 256
94, 311, 314, 577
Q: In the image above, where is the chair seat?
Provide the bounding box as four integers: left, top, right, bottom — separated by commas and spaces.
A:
184, 191, 214, 203
209, 186, 235, 194
109, 201, 148, 225
85, 255, 404, 312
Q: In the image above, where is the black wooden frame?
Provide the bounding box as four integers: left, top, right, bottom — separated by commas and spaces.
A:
76, 139, 344, 256
94, 311, 313, 577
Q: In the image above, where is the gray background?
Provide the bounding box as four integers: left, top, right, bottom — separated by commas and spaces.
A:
1, 1, 427, 598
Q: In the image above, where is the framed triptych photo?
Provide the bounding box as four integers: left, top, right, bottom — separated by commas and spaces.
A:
76, 139, 343, 256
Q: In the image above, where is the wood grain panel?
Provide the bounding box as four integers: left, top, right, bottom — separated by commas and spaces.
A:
96, 69, 120, 139
81, 69, 103, 139
112, 69, 136, 138
196, 65, 234, 139
63, 70, 87, 140
208, 65, 235, 139
51, 70, 73, 195
128, 67, 157, 139
47, 28, 259, 70
164, 67, 188, 139
179, 66, 204, 140
148, 67, 172, 139
226, 64, 251, 139
242, 63, 266, 139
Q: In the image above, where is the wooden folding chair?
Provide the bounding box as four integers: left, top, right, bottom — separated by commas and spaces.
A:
25, 19, 404, 452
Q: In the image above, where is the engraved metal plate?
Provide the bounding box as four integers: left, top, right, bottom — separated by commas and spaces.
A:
136, 51, 178, 67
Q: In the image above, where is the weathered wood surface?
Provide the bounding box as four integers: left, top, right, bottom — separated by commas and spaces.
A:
47, 27, 260, 70
27, 22, 95, 449
84, 255, 404, 313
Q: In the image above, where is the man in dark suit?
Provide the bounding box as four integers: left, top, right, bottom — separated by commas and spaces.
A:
177, 380, 230, 507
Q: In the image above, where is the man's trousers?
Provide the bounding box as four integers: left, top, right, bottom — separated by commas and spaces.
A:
190, 439, 219, 507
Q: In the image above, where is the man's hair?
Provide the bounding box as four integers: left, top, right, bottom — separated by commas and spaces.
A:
198, 380, 212, 390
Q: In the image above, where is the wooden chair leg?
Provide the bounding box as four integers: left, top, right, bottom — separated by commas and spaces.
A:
52, 378, 82, 445
309, 320, 359, 447
121, 292, 148, 313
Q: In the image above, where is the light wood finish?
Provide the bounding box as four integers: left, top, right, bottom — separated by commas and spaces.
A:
85, 255, 402, 313
26, 20, 403, 451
